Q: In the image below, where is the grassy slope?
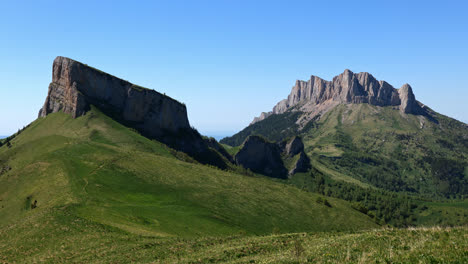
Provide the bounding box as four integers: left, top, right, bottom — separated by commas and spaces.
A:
0, 211, 465, 263
220, 104, 468, 227
303, 104, 468, 196
224, 103, 468, 198
0, 107, 382, 259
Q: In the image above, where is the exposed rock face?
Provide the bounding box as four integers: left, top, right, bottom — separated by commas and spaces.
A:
278, 137, 311, 175
235, 136, 288, 179
284, 136, 304, 157
398, 84, 422, 114
252, 69, 424, 124
289, 151, 311, 175
39, 57, 189, 137
235, 136, 311, 178
39, 57, 228, 169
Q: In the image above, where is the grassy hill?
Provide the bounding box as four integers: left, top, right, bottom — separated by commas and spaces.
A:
0, 107, 384, 260
221, 104, 468, 227
0, 215, 465, 263
222, 104, 468, 199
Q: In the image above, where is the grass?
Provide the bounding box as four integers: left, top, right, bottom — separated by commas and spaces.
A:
0, 211, 465, 263
0, 105, 466, 262
221, 143, 241, 156
229, 103, 467, 198
0, 107, 386, 261
221, 103, 468, 226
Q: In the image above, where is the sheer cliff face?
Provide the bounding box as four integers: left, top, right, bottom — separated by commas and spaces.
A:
39, 56, 190, 137
252, 69, 423, 124
39, 57, 229, 169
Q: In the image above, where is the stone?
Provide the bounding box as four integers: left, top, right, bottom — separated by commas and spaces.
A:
289, 151, 311, 175
234, 136, 288, 179
39, 56, 190, 137
235, 136, 311, 178
38, 57, 228, 169
398, 84, 422, 114
251, 69, 426, 124
284, 136, 304, 157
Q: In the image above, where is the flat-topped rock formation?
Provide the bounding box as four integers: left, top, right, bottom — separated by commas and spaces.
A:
251, 69, 424, 124
39, 56, 190, 137
39, 56, 228, 169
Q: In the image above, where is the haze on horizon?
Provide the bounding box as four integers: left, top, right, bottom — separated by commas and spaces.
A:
0, 0, 467, 137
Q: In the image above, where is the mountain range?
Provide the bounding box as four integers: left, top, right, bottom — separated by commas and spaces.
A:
0, 57, 466, 262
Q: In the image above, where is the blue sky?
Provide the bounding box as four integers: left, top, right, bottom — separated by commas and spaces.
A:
0, 0, 467, 137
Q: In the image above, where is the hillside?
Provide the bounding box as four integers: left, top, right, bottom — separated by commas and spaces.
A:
38, 56, 229, 169
222, 71, 468, 200
1, 60, 466, 262
0, 209, 468, 263
1, 216, 466, 263
0, 107, 382, 258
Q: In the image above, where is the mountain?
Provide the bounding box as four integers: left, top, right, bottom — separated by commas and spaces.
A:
249, 69, 426, 126
38, 56, 229, 169
221, 70, 468, 199
0, 58, 392, 262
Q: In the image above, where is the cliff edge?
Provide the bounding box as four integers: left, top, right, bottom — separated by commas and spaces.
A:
39, 56, 227, 168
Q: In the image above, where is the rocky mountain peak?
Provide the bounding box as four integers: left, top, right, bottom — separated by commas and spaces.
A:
398, 83, 421, 114
251, 70, 425, 124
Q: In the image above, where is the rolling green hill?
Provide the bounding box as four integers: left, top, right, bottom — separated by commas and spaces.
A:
222, 104, 468, 199
1, 60, 466, 262
221, 103, 468, 227
0, 107, 385, 261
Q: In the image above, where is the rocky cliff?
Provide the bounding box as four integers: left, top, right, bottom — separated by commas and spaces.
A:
251, 69, 424, 124
39, 57, 228, 168
234, 136, 288, 178
278, 136, 311, 175
39, 57, 190, 137
234, 136, 310, 178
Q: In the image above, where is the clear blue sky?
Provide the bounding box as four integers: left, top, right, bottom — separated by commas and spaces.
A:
1, 0, 467, 137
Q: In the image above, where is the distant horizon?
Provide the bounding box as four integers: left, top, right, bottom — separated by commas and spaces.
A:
1, 1, 467, 135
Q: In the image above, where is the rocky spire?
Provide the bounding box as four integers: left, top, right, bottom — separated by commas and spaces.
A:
398, 83, 422, 114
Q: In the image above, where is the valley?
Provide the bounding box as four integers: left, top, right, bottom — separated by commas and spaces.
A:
0, 58, 466, 263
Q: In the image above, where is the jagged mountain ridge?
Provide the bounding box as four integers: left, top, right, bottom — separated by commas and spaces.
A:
251, 69, 425, 125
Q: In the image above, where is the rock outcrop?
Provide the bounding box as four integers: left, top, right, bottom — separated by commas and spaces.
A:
283, 136, 304, 157
252, 69, 424, 124
39, 57, 190, 137
235, 136, 311, 178
398, 83, 422, 114
39, 57, 227, 169
234, 136, 288, 178
278, 136, 311, 175
289, 151, 311, 175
